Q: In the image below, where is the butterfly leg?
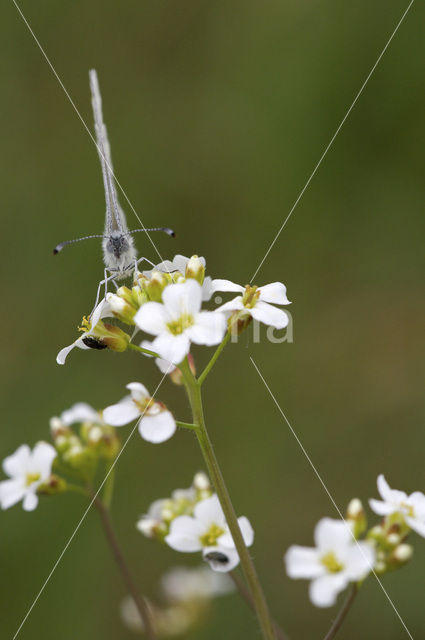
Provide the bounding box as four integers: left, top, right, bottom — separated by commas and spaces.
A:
133, 257, 156, 291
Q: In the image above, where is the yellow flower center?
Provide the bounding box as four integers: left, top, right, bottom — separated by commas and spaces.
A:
321, 551, 344, 573
167, 313, 194, 335
200, 523, 225, 547
78, 316, 92, 333
25, 472, 41, 487
242, 285, 260, 308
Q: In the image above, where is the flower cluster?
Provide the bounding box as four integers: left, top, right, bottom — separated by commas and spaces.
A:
285, 474, 425, 607
0, 442, 57, 511
121, 564, 234, 637
137, 472, 213, 540
57, 254, 291, 368
139, 477, 254, 573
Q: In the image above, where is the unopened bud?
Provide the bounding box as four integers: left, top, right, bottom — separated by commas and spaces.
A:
38, 474, 67, 495
346, 498, 367, 537
387, 533, 401, 546
106, 292, 137, 324
185, 255, 205, 284
392, 544, 413, 564
193, 472, 210, 491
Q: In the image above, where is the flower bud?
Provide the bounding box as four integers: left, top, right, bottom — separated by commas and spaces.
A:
387, 532, 401, 547
185, 255, 205, 284
346, 498, 367, 537
193, 472, 210, 492
106, 292, 137, 324
38, 474, 67, 495
146, 271, 171, 301
82, 320, 131, 352
392, 544, 413, 564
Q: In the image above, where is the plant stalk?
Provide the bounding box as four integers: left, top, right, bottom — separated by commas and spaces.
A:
323, 585, 357, 640
180, 360, 276, 640
93, 496, 156, 640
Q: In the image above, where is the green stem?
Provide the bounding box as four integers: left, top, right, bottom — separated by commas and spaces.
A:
323, 585, 357, 640
93, 496, 157, 640
230, 572, 289, 640
128, 343, 160, 358
198, 332, 231, 385
176, 420, 198, 430
180, 360, 276, 640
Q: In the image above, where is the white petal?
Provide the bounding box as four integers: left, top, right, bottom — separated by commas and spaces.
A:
31, 442, 57, 478
144, 259, 175, 275
23, 490, 39, 512
0, 479, 26, 509
201, 276, 213, 302
56, 342, 77, 365
250, 301, 289, 329
258, 282, 290, 305
90, 298, 112, 327
155, 358, 176, 374
377, 474, 407, 505
139, 411, 176, 443
309, 573, 349, 608
285, 546, 323, 579
60, 403, 99, 426
215, 297, 244, 313
194, 495, 225, 529
134, 302, 168, 336
172, 255, 191, 273
126, 382, 149, 402
152, 333, 190, 365
103, 399, 140, 426
408, 492, 425, 521
203, 546, 240, 572
314, 518, 353, 553
3, 445, 31, 478
210, 279, 245, 294
162, 280, 202, 318
343, 542, 375, 580
218, 516, 254, 548
165, 516, 204, 552
406, 517, 425, 538
187, 312, 226, 346
368, 499, 396, 516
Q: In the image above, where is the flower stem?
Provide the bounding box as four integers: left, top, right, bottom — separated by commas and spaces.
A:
128, 343, 160, 358
323, 585, 357, 640
198, 332, 231, 386
230, 571, 289, 640
180, 360, 276, 640
176, 420, 198, 430
93, 496, 156, 640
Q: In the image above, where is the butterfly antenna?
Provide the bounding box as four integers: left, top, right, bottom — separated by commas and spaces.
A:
128, 227, 176, 238
53, 234, 104, 255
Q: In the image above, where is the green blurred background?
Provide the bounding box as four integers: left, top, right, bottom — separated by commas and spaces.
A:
1, 1, 424, 638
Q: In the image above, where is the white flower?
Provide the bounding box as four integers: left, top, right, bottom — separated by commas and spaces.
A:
369, 474, 425, 537
56, 299, 112, 365
165, 494, 254, 572
103, 382, 176, 443
143, 254, 213, 301
58, 402, 101, 426
135, 280, 226, 365
285, 518, 375, 607
213, 280, 290, 329
0, 442, 57, 511
161, 565, 234, 602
